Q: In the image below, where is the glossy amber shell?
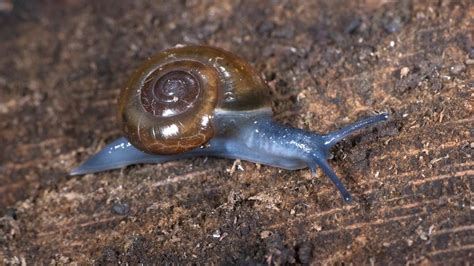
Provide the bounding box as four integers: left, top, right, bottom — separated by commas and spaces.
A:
118, 45, 271, 155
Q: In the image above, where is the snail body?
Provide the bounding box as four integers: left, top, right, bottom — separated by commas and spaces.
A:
71, 45, 388, 202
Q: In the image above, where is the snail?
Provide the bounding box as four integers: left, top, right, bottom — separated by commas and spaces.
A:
71, 45, 388, 203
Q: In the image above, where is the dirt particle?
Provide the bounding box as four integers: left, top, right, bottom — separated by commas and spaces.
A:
449, 63, 466, 75
122, 236, 152, 263
227, 190, 244, 207
98, 246, 120, 264
312, 224, 322, 231
112, 202, 130, 215
4, 208, 17, 220
383, 16, 404, 33
265, 232, 296, 265
370, 257, 376, 266
257, 21, 275, 35
345, 18, 362, 34
3, 256, 27, 265
400, 67, 410, 78
420, 234, 428, 241
468, 47, 474, 59
212, 229, 221, 238
296, 242, 313, 264
228, 159, 244, 175
260, 230, 272, 239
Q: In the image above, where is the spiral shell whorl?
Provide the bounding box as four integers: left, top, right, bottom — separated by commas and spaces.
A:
141, 69, 200, 117
118, 45, 271, 155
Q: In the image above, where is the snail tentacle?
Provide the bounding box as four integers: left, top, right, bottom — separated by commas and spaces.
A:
308, 158, 353, 203
322, 113, 389, 148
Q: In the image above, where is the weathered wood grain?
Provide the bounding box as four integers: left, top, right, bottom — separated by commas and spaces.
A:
0, 0, 472, 264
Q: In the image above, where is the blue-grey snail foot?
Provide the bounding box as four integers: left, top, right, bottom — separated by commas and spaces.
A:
69, 137, 230, 175
70, 112, 388, 203
69, 137, 169, 175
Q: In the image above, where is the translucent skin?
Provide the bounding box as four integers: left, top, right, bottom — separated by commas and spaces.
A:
71, 112, 388, 202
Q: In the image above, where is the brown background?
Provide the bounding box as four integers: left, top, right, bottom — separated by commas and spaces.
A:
0, 0, 472, 264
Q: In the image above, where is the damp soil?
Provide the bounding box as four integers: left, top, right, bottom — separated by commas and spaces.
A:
0, 0, 472, 264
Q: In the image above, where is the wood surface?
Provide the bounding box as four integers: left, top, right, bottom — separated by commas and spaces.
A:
0, 0, 472, 264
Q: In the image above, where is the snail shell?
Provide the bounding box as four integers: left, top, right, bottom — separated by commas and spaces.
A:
118, 45, 272, 154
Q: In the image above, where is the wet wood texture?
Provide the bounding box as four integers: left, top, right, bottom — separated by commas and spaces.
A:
0, 0, 472, 264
